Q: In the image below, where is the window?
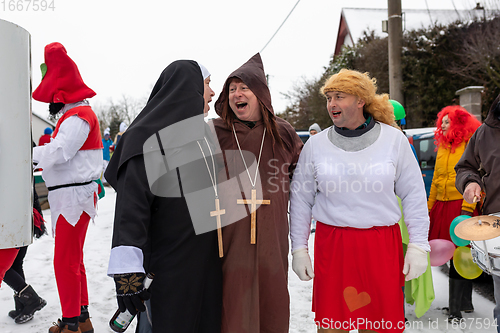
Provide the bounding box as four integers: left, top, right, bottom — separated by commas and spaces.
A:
416, 138, 436, 170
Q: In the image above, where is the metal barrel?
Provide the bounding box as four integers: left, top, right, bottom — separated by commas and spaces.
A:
0, 19, 33, 249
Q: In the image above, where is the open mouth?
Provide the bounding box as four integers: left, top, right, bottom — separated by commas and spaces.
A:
236, 102, 247, 110
332, 111, 341, 116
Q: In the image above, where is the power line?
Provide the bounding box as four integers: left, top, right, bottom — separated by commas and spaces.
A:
424, 0, 434, 27
260, 0, 301, 53
450, 0, 461, 20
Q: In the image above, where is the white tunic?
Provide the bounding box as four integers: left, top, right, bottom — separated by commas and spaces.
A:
32, 102, 103, 235
290, 123, 430, 252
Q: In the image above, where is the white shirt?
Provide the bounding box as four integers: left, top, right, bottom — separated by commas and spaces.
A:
290, 123, 430, 252
33, 102, 103, 235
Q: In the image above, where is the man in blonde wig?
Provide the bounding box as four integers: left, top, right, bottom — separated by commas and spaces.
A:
290, 69, 430, 333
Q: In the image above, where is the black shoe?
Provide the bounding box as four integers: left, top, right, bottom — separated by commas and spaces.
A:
8, 294, 24, 319
448, 314, 464, 323
15, 285, 47, 324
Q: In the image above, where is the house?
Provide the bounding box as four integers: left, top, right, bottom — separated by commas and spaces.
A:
335, 7, 492, 56
32, 110, 55, 206
32, 110, 55, 144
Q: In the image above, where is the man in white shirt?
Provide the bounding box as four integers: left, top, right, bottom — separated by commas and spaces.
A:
290, 69, 430, 333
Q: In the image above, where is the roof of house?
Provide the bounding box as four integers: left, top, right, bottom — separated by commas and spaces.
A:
335, 7, 495, 55
32, 110, 56, 127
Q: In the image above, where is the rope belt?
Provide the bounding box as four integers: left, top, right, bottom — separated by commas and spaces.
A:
47, 180, 93, 192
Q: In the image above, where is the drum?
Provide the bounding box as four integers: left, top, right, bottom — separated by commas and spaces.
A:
471, 214, 500, 277
0, 19, 33, 249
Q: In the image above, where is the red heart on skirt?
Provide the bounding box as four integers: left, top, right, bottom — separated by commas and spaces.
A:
343, 286, 371, 312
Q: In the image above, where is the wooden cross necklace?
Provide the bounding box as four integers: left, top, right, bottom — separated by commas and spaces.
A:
232, 124, 270, 244
197, 137, 225, 257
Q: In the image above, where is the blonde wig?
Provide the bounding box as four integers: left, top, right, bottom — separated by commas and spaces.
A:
321, 69, 397, 127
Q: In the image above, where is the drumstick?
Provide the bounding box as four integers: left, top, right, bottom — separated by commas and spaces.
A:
473, 196, 480, 203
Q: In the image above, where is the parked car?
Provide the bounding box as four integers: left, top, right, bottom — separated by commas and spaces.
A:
295, 129, 310, 144
405, 127, 437, 198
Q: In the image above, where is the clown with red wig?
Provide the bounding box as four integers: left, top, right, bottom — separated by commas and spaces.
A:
32, 42, 103, 333
427, 105, 481, 322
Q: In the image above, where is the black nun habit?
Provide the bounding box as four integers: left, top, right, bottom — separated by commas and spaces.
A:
105, 60, 222, 333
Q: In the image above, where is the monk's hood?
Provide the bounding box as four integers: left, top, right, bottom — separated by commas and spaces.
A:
215, 53, 274, 117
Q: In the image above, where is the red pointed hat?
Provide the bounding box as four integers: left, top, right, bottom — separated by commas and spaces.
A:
32, 42, 96, 104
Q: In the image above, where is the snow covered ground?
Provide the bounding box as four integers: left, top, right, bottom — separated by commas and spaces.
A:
0, 190, 497, 332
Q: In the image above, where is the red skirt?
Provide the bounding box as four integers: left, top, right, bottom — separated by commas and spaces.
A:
313, 222, 405, 333
428, 200, 478, 242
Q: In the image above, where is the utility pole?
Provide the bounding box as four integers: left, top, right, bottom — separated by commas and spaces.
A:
388, 0, 404, 104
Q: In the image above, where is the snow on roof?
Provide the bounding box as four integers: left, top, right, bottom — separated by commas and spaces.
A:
341, 8, 491, 46
32, 109, 56, 126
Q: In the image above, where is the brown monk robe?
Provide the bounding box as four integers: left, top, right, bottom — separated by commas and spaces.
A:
212, 53, 303, 333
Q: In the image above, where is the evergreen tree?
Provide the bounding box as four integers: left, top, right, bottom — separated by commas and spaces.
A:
279, 14, 500, 128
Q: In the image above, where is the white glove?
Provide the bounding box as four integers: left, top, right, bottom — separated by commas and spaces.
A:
292, 248, 314, 281
403, 243, 428, 281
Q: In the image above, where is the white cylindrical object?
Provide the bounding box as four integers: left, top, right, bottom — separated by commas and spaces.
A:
0, 19, 33, 249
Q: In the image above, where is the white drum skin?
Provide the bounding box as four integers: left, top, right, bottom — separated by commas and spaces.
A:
471, 213, 500, 276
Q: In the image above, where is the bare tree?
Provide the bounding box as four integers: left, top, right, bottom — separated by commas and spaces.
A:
448, 16, 500, 89
279, 31, 388, 130
95, 95, 146, 138
280, 76, 332, 130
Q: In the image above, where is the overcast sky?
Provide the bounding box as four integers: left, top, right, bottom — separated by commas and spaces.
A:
1, 0, 488, 121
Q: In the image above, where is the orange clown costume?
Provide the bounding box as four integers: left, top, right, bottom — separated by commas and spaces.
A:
427, 105, 481, 322
290, 69, 430, 333
32, 42, 103, 333
428, 105, 481, 242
